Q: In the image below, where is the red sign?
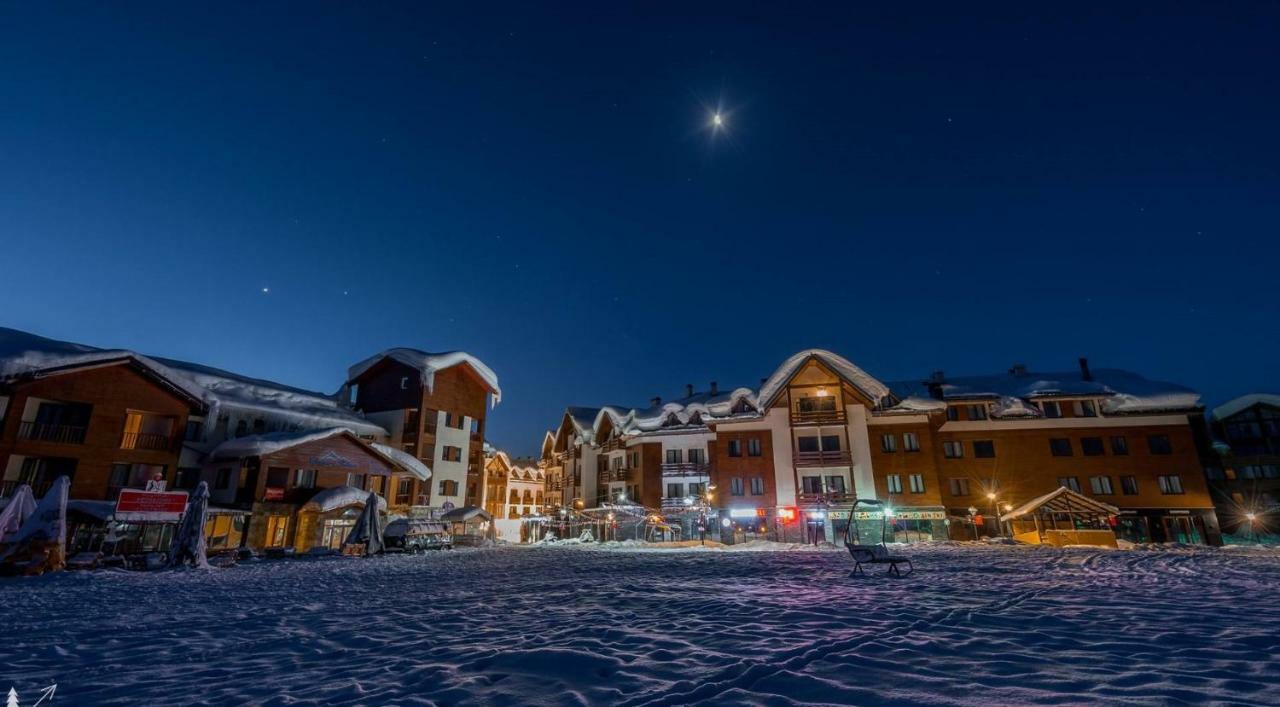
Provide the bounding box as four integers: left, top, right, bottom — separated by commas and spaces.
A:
776, 507, 797, 523
973, 514, 985, 526
264, 487, 285, 501
115, 489, 189, 522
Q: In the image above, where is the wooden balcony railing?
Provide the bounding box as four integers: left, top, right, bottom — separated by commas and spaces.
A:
121, 431, 172, 451
660, 462, 711, 477
601, 438, 626, 452
18, 421, 88, 445
797, 491, 856, 506
660, 497, 706, 511
598, 468, 632, 483
790, 409, 846, 426
794, 450, 852, 467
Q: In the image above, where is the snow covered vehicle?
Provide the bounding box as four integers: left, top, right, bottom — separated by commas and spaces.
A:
384, 519, 453, 553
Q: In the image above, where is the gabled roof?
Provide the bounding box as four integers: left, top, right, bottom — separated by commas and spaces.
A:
208, 428, 431, 480
347, 348, 501, 405
1000, 486, 1120, 522
1212, 394, 1280, 422
757, 350, 890, 410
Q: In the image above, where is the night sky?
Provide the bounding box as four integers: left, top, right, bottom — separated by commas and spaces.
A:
2, 3, 1277, 455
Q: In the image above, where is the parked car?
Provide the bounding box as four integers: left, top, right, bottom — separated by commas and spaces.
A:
384, 519, 453, 553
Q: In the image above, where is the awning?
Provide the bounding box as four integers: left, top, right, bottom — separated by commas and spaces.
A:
1001, 487, 1120, 523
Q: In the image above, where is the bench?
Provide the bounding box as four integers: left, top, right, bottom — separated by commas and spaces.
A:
847, 543, 913, 577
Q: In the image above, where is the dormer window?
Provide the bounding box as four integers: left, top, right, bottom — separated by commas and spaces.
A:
688, 412, 703, 425
1073, 400, 1098, 417
732, 399, 754, 414
663, 413, 681, 427
1041, 401, 1062, 418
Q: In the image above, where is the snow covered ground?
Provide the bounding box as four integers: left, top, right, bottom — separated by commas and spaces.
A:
3, 542, 1280, 705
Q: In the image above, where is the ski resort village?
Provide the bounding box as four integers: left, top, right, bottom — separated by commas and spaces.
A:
2, 325, 1280, 703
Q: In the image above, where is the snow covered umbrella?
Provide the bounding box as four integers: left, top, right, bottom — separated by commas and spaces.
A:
0, 484, 37, 545
168, 481, 211, 569
0, 475, 70, 573
343, 491, 384, 555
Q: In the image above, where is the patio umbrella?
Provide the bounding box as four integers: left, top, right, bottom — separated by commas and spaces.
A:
0, 484, 36, 544
0, 475, 70, 572
168, 481, 210, 568
344, 491, 384, 555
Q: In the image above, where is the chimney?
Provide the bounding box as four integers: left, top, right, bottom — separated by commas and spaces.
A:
1079, 357, 1093, 382
761, 377, 768, 387
709, 381, 719, 395
1009, 363, 1027, 377
685, 383, 694, 398
925, 371, 946, 400
650, 396, 662, 407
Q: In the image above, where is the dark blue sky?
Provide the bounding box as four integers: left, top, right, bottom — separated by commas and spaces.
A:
2, 3, 1277, 455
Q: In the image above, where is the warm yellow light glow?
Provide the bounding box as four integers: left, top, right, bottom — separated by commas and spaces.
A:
987, 492, 997, 500
712, 113, 723, 127
1247, 512, 1258, 522
815, 387, 829, 398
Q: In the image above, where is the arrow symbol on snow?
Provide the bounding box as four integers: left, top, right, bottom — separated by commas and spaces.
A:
31, 684, 56, 706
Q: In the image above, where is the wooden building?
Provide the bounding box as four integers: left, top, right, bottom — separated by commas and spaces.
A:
1200, 394, 1280, 536
345, 349, 500, 513
545, 350, 1222, 546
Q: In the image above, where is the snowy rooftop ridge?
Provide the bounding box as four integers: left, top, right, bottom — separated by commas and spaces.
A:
885, 367, 1201, 415
347, 348, 501, 406
757, 349, 891, 409
0, 326, 386, 438
1211, 393, 1280, 422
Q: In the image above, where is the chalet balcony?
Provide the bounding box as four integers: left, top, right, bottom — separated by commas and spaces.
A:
120, 431, 173, 451
797, 491, 856, 507
601, 438, 626, 452
547, 479, 564, 491
793, 450, 852, 467
790, 408, 847, 426
598, 468, 631, 483
660, 462, 711, 477
660, 497, 707, 512
18, 421, 88, 445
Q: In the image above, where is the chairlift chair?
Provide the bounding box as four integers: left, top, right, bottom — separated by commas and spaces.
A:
843, 499, 913, 577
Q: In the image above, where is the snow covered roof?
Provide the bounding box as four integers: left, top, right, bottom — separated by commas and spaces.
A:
440, 505, 492, 522
347, 348, 501, 406
208, 428, 430, 480
886, 367, 1201, 415
0, 327, 208, 407
0, 326, 387, 437
757, 350, 890, 409
300, 486, 387, 513
369, 443, 432, 481
1212, 394, 1280, 422
1000, 486, 1119, 523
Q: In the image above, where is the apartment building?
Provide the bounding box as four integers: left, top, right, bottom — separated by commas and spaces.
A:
1200, 394, 1280, 535
345, 348, 501, 512
543, 350, 1222, 545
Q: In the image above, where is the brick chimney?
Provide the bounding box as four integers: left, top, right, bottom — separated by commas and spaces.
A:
650, 396, 661, 407
709, 381, 718, 395
685, 383, 694, 397
1009, 363, 1028, 376
1079, 357, 1093, 382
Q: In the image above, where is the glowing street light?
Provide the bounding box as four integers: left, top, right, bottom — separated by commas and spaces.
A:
712, 112, 723, 128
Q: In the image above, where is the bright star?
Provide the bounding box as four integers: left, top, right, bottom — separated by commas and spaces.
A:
712, 112, 723, 127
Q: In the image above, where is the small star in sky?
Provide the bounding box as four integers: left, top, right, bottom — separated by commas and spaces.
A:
262, 287, 270, 294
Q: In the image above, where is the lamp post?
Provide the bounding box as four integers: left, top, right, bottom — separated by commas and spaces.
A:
967, 506, 979, 541
1000, 503, 1012, 538
1246, 511, 1258, 544
986, 492, 999, 538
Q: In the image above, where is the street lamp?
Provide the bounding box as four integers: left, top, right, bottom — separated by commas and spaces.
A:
1246, 511, 1258, 544
967, 506, 979, 541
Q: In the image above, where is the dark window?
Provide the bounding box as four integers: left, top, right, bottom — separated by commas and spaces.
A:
666, 482, 683, 498
747, 438, 762, 457
688, 448, 706, 464
797, 436, 820, 453
1075, 400, 1098, 417
234, 420, 248, 438
826, 476, 847, 493
903, 433, 920, 452
1110, 436, 1129, 455
1121, 476, 1139, 495
1049, 438, 1073, 457
1058, 476, 1081, 493
973, 440, 995, 458
215, 468, 232, 490
443, 445, 463, 462
1042, 401, 1062, 418
750, 477, 764, 495
798, 396, 837, 413
1148, 435, 1173, 455
946, 406, 959, 421
727, 439, 742, 457
265, 467, 289, 488
943, 441, 964, 458
967, 404, 988, 420
802, 476, 823, 493
820, 435, 841, 451
1157, 475, 1184, 494
948, 478, 970, 496
1080, 437, 1105, 456
730, 477, 744, 496
1089, 475, 1114, 495
439, 479, 459, 496
184, 420, 203, 442
175, 468, 202, 490
665, 449, 682, 464
881, 434, 897, 453
294, 469, 317, 489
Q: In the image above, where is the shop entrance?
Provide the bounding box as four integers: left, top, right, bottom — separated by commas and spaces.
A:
1162, 515, 1204, 544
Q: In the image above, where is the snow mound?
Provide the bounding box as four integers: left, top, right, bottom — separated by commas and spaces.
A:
300, 487, 387, 513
